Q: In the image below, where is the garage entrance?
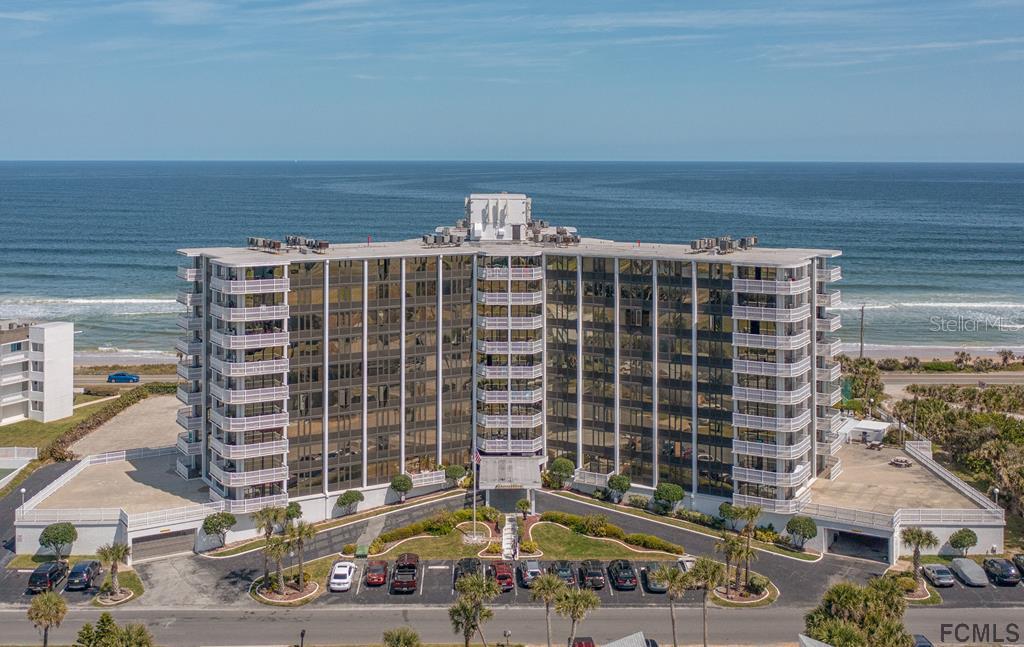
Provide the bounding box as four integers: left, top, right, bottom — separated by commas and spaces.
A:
132, 529, 196, 562
826, 529, 889, 563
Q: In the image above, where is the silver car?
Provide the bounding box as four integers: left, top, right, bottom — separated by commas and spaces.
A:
922, 564, 955, 588
950, 558, 988, 587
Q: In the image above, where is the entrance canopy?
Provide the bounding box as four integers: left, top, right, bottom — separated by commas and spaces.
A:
478, 456, 542, 490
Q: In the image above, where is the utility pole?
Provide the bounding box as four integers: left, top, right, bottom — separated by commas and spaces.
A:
859, 304, 865, 359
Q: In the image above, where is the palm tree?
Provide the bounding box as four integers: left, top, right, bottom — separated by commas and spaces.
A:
118, 623, 155, 647
998, 349, 1015, 367
449, 596, 491, 647
901, 527, 939, 583
736, 504, 761, 586
27, 591, 67, 647
286, 520, 317, 591
687, 557, 726, 647
732, 541, 757, 593
820, 582, 866, 623
454, 573, 501, 647
383, 627, 422, 647
530, 573, 566, 647
954, 351, 972, 369
652, 565, 689, 647
252, 506, 286, 589
554, 588, 600, 647
713, 533, 742, 597
264, 536, 289, 593
96, 542, 131, 597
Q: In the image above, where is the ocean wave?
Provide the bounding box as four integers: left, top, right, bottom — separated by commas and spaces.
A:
95, 346, 177, 355
832, 301, 1024, 311
842, 342, 1024, 354
0, 296, 182, 320
0, 297, 176, 305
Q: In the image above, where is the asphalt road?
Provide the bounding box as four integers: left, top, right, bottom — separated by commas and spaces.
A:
0, 461, 79, 565
73, 374, 177, 386
881, 371, 1024, 386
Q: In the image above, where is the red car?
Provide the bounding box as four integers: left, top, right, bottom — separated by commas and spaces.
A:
489, 561, 515, 592
365, 560, 388, 587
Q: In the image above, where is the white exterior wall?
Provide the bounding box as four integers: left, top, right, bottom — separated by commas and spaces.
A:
31, 322, 74, 423
17, 521, 128, 558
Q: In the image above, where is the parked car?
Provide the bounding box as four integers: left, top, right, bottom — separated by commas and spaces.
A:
921, 564, 956, 588
983, 558, 1021, 586
390, 553, 419, 594
571, 639, 596, 647
949, 558, 988, 587
488, 561, 515, 592
364, 560, 388, 587
912, 635, 935, 647
578, 560, 606, 590
518, 559, 543, 588
549, 560, 576, 586
27, 562, 68, 593
454, 558, 481, 586
329, 561, 357, 592
106, 371, 140, 383
65, 560, 102, 591
641, 563, 668, 593
1012, 554, 1024, 574
677, 555, 697, 573
607, 560, 638, 591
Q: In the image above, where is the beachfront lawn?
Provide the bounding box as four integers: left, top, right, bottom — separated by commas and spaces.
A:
529, 523, 676, 561
0, 399, 112, 450
375, 522, 493, 560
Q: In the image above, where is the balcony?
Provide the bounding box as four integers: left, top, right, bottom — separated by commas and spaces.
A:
209, 463, 288, 487
479, 339, 544, 355
0, 349, 30, 366
176, 385, 202, 406
176, 290, 200, 308
174, 338, 203, 356
0, 371, 27, 387
176, 407, 202, 432
209, 303, 289, 323
480, 315, 544, 330
816, 338, 842, 358
732, 330, 810, 351
177, 267, 200, 281
476, 290, 544, 306
817, 361, 842, 382
478, 412, 543, 428
176, 458, 201, 480
816, 431, 845, 456
0, 392, 29, 406
210, 330, 289, 350
732, 356, 812, 378
731, 277, 811, 295
209, 491, 289, 514
176, 362, 203, 381
209, 408, 288, 432
819, 385, 843, 406
816, 414, 841, 433
479, 388, 544, 404
816, 267, 842, 282
479, 267, 544, 281
210, 356, 289, 377
732, 462, 811, 488
176, 314, 202, 331
209, 435, 288, 460
732, 304, 811, 323
476, 364, 544, 379
476, 436, 544, 453
818, 290, 841, 308
817, 314, 842, 333
732, 489, 811, 514
209, 276, 290, 295
176, 432, 202, 456
732, 409, 812, 433
732, 383, 812, 405
209, 383, 289, 405
732, 435, 811, 460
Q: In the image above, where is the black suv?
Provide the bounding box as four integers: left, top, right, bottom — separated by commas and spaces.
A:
453, 558, 481, 586
66, 560, 102, 591
577, 560, 605, 590
27, 562, 68, 593
549, 560, 576, 586
607, 560, 638, 590
983, 558, 1021, 586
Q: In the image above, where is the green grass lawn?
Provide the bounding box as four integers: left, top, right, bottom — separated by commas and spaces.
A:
6, 554, 99, 570
75, 364, 176, 375
376, 522, 494, 560
73, 393, 112, 405
92, 570, 144, 607
530, 523, 676, 561
0, 399, 113, 450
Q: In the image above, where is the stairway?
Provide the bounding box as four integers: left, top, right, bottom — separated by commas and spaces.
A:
502, 514, 517, 560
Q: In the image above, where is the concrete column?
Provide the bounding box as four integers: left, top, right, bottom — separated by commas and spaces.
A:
613, 258, 620, 474
322, 259, 330, 498
362, 260, 369, 489
436, 254, 444, 466
651, 260, 659, 487
576, 255, 583, 470
690, 262, 699, 498
400, 258, 406, 474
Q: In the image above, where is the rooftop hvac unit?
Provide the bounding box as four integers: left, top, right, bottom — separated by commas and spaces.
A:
423, 235, 433, 245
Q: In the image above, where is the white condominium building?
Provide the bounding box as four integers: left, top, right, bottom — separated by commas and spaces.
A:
0, 321, 74, 426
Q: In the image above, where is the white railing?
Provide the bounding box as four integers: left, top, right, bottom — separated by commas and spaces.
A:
209, 277, 290, 294
479, 388, 544, 404
210, 330, 289, 350
476, 290, 544, 306
732, 330, 810, 351
0, 349, 31, 365
732, 435, 811, 460
573, 469, 612, 487
478, 412, 543, 428
209, 383, 288, 405
819, 290, 841, 308
894, 508, 1004, 526
209, 435, 288, 460
176, 458, 200, 480
732, 303, 811, 323
410, 470, 447, 487
732, 356, 812, 378
209, 463, 288, 487
816, 415, 841, 434
479, 339, 544, 354
732, 462, 811, 487
816, 338, 842, 357
0, 447, 38, 460
176, 408, 202, 431
174, 338, 203, 356
209, 303, 289, 323
477, 436, 544, 453
827, 455, 843, 480
817, 314, 842, 333
800, 502, 893, 529
816, 431, 845, 456
176, 432, 202, 456
0, 392, 29, 406
128, 501, 224, 530
177, 266, 200, 281
733, 383, 812, 405
732, 409, 812, 432
732, 277, 811, 295
817, 362, 842, 382
176, 385, 202, 406
476, 364, 544, 379
904, 441, 1001, 512
176, 290, 199, 307
176, 314, 202, 331
480, 267, 544, 281
209, 490, 289, 514
209, 408, 288, 432
819, 385, 842, 406
209, 356, 288, 377
733, 490, 810, 514
816, 267, 842, 282
16, 507, 124, 524
176, 362, 203, 381
480, 315, 544, 330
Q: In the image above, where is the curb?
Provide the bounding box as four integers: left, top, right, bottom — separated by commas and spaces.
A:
527, 521, 677, 558
94, 590, 135, 607
250, 579, 321, 605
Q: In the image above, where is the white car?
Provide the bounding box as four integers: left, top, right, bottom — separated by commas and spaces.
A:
329, 561, 357, 592
676, 555, 697, 573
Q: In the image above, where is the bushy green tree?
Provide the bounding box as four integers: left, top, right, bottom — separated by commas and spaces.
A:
391, 474, 414, 502
607, 473, 631, 498
785, 516, 818, 549
39, 522, 77, 562
336, 490, 364, 515
948, 528, 977, 557
202, 512, 237, 547
654, 482, 685, 509
547, 457, 575, 488
445, 465, 466, 484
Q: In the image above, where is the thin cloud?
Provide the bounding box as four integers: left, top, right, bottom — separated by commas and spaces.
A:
0, 10, 49, 21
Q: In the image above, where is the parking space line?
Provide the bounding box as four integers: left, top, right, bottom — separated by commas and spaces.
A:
420, 565, 426, 597
355, 573, 362, 596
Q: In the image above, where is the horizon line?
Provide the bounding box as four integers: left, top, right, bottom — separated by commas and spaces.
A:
2, 159, 1024, 164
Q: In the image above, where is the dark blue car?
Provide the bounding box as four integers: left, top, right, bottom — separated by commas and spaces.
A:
106, 372, 140, 383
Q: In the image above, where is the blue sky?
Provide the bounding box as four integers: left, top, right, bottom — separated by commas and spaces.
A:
1, 0, 1022, 161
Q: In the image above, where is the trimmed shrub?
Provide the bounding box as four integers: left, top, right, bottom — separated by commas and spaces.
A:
547, 457, 575, 488
519, 540, 539, 555
539, 511, 682, 554
654, 482, 685, 508
674, 509, 718, 528
746, 573, 769, 595
341, 544, 356, 555
483, 542, 503, 555
754, 528, 780, 544
623, 533, 684, 555
444, 465, 466, 483
894, 575, 917, 594
948, 528, 978, 556
785, 516, 818, 549
627, 495, 650, 510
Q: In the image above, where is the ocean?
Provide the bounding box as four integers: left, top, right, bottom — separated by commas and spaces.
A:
1, 161, 1022, 363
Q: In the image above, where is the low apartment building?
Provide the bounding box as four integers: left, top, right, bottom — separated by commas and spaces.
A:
0, 321, 74, 426
175, 193, 843, 516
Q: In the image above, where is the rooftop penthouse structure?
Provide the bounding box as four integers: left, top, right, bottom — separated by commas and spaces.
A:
175, 193, 844, 516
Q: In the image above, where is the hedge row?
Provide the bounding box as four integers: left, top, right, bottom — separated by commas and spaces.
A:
369, 506, 501, 554
42, 383, 177, 461
539, 511, 684, 555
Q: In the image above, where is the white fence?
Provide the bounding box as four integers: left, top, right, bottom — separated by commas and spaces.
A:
903, 440, 1003, 515
0, 447, 38, 460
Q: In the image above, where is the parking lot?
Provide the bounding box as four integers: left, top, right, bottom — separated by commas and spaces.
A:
0, 564, 102, 606
929, 575, 1024, 608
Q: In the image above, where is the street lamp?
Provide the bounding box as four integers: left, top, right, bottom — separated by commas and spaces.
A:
20, 487, 26, 507
993, 488, 1000, 505
868, 398, 875, 419
300, 629, 306, 647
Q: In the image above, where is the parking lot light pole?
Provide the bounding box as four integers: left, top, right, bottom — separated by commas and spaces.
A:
20, 487, 26, 507
300, 629, 306, 647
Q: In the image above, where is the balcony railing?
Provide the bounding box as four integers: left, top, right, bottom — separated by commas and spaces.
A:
175, 338, 203, 356
817, 314, 842, 333
573, 469, 612, 487
209, 463, 288, 487
479, 388, 544, 404
479, 339, 544, 355
176, 432, 202, 456
176, 290, 200, 308
476, 436, 544, 453
478, 412, 543, 428
818, 290, 841, 307
476, 290, 544, 306
209, 408, 288, 432
732, 490, 810, 514
476, 364, 544, 379
209, 356, 289, 377
175, 457, 201, 480
732, 383, 812, 405
480, 315, 544, 330
209, 276, 290, 294
816, 338, 842, 358
209, 383, 289, 405
818, 385, 842, 406
176, 362, 203, 381
209, 490, 289, 514
209, 303, 288, 323
816, 431, 845, 457
176, 385, 202, 406
479, 267, 544, 281
732, 356, 812, 378
732, 462, 811, 488
176, 314, 202, 331
816, 414, 841, 433
817, 361, 842, 382
210, 330, 289, 350
732, 435, 811, 460
176, 408, 202, 431
800, 502, 893, 529
732, 409, 812, 433
732, 304, 811, 323
816, 267, 842, 282
732, 330, 810, 351
177, 267, 200, 281
732, 277, 811, 295
209, 435, 289, 460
